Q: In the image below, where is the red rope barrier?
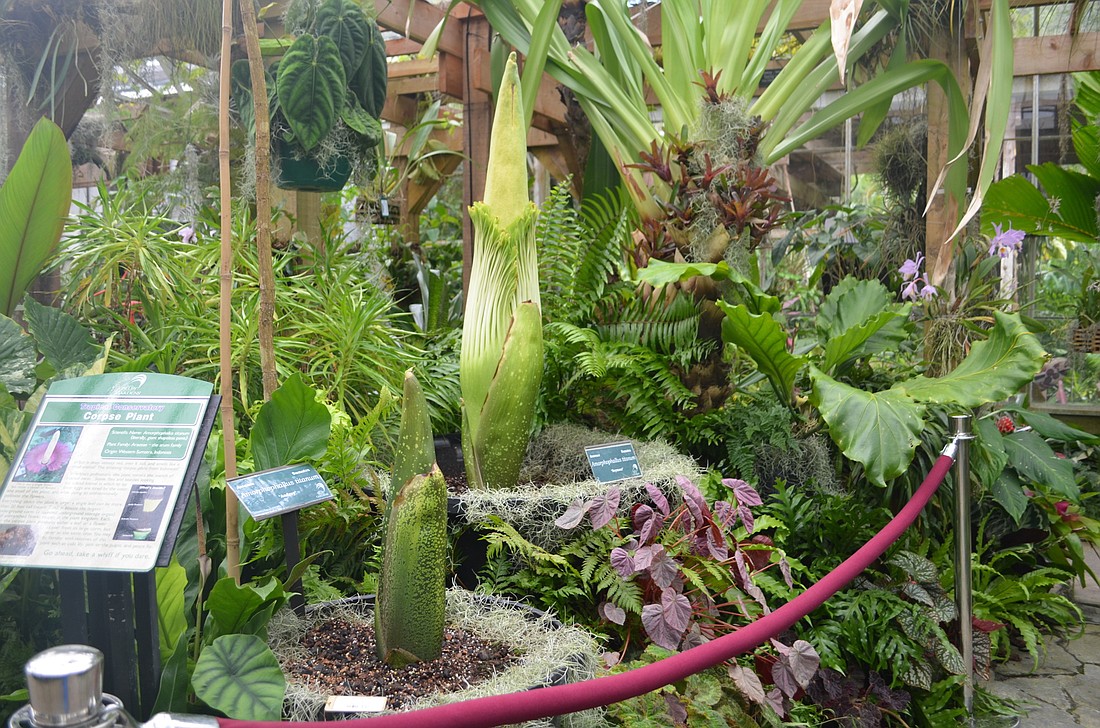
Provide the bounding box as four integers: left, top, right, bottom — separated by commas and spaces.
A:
222, 453, 955, 728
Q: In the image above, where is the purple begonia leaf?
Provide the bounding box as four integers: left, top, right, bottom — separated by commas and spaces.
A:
600, 651, 621, 669
745, 579, 770, 613
664, 693, 688, 725
646, 482, 670, 517
588, 487, 621, 529
610, 547, 635, 578
771, 660, 800, 699
771, 638, 789, 656
705, 527, 728, 561
765, 687, 789, 718
699, 591, 719, 618
733, 549, 751, 585
633, 504, 654, 531
724, 477, 763, 507
729, 664, 767, 705
638, 516, 658, 545
681, 622, 709, 649
599, 601, 627, 625
780, 556, 793, 588
787, 640, 821, 688
640, 588, 692, 650
633, 544, 657, 571
623, 536, 639, 551
648, 546, 680, 589
738, 504, 755, 533
713, 500, 737, 529
677, 475, 705, 528
555, 497, 592, 529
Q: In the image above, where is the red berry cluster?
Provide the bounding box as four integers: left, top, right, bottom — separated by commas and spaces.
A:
996, 416, 1015, 434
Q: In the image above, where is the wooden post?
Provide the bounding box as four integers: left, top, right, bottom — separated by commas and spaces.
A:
454, 12, 493, 302
297, 190, 324, 256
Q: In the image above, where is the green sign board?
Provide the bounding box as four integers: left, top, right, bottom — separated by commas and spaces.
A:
584, 441, 642, 484
0, 373, 214, 572
227, 465, 334, 521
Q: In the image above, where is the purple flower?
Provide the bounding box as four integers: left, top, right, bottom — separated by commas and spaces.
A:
901, 278, 921, 301
988, 223, 1025, 258
179, 225, 196, 244
919, 283, 937, 300
898, 253, 923, 281
23, 441, 72, 474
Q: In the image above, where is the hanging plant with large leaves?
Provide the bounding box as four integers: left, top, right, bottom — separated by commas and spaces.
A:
276, 35, 346, 152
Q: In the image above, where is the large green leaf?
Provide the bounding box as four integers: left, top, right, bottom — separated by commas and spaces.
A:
0, 118, 72, 317
1007, 407, 1100, 444
250, 373, 331, 472
817, 278, 895, 338
636, 260, 732, 287
982, 166, 1100, 243
204, 576, 283, 639
809, 366, 927, 487
156, 558, 188, 664
313, 0, 369, 76
895, 312, 1045, 407
822, 309, 909, 374
276, 34, 345, 152
717, 301, 804, 404
0, 315, 36, 395
1002, 430, 1077, 500
191, 635, 285, 721
22, 297, 97, 374
992, 471, 1030, 525
973, 417, 1009, 491
151, 632, 191, 715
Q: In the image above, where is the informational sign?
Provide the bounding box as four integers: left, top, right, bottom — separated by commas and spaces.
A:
584, 441, 642, 484
0, 373, 213, 572
227, 464, 333, 521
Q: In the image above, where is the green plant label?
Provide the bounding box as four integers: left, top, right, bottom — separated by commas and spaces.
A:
585, 442, 642, 484
0, 373, 214, 572
227, 465, 333, 521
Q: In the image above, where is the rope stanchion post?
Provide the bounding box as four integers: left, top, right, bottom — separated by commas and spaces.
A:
950, 414, 975, 722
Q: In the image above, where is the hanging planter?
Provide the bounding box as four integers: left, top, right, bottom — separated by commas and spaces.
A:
273, 137, 352, 192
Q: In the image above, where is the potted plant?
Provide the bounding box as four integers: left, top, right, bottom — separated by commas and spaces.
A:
232, 0, 387, 191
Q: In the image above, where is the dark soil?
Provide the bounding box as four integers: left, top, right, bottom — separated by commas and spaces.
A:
284, 617, 517, 712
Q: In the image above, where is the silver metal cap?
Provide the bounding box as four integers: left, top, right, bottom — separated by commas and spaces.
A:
25, 646, 103, 728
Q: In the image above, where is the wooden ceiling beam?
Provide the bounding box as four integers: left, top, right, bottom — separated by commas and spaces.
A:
1012, 32, 1100, 75
374, 0, 463, 57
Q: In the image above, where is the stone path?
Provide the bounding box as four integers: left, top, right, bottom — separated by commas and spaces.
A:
982, 549, 1100, 727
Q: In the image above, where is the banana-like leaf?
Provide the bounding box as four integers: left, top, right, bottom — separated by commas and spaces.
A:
809, 366, 926, 487
636, 260, 732, 287
0, 118, 71, 317
191, 635, 285, 721
0, 315, 36, 396
895, 312, 1045, 408
470, 302, 543, 489
276, 35, 345, 152
22, 297, 97, 374
250, 373, 332, 472
520, 0, 562, 127
717, 301, 804, 405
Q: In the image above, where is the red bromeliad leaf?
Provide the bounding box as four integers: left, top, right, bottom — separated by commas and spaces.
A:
786, 640, 821, 688
588, 487, 621, 529
729, 664, 767, 704
599, 601, 626, 625
641, 588, 692, 650
648, 547, 680, 589
610, 547, 635, 578
973, 616, 1006, 633
555, 497, 591, 529
724, 477, 763, 507
646, 482, 670, 517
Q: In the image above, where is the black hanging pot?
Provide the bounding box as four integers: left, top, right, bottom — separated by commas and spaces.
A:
273, 136, 352, 192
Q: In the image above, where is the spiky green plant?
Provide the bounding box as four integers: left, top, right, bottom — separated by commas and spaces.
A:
375, 370, 446, 668
460, 53, 543, 490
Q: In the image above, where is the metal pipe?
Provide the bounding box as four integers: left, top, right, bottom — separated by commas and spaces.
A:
951, 414, 975, 721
